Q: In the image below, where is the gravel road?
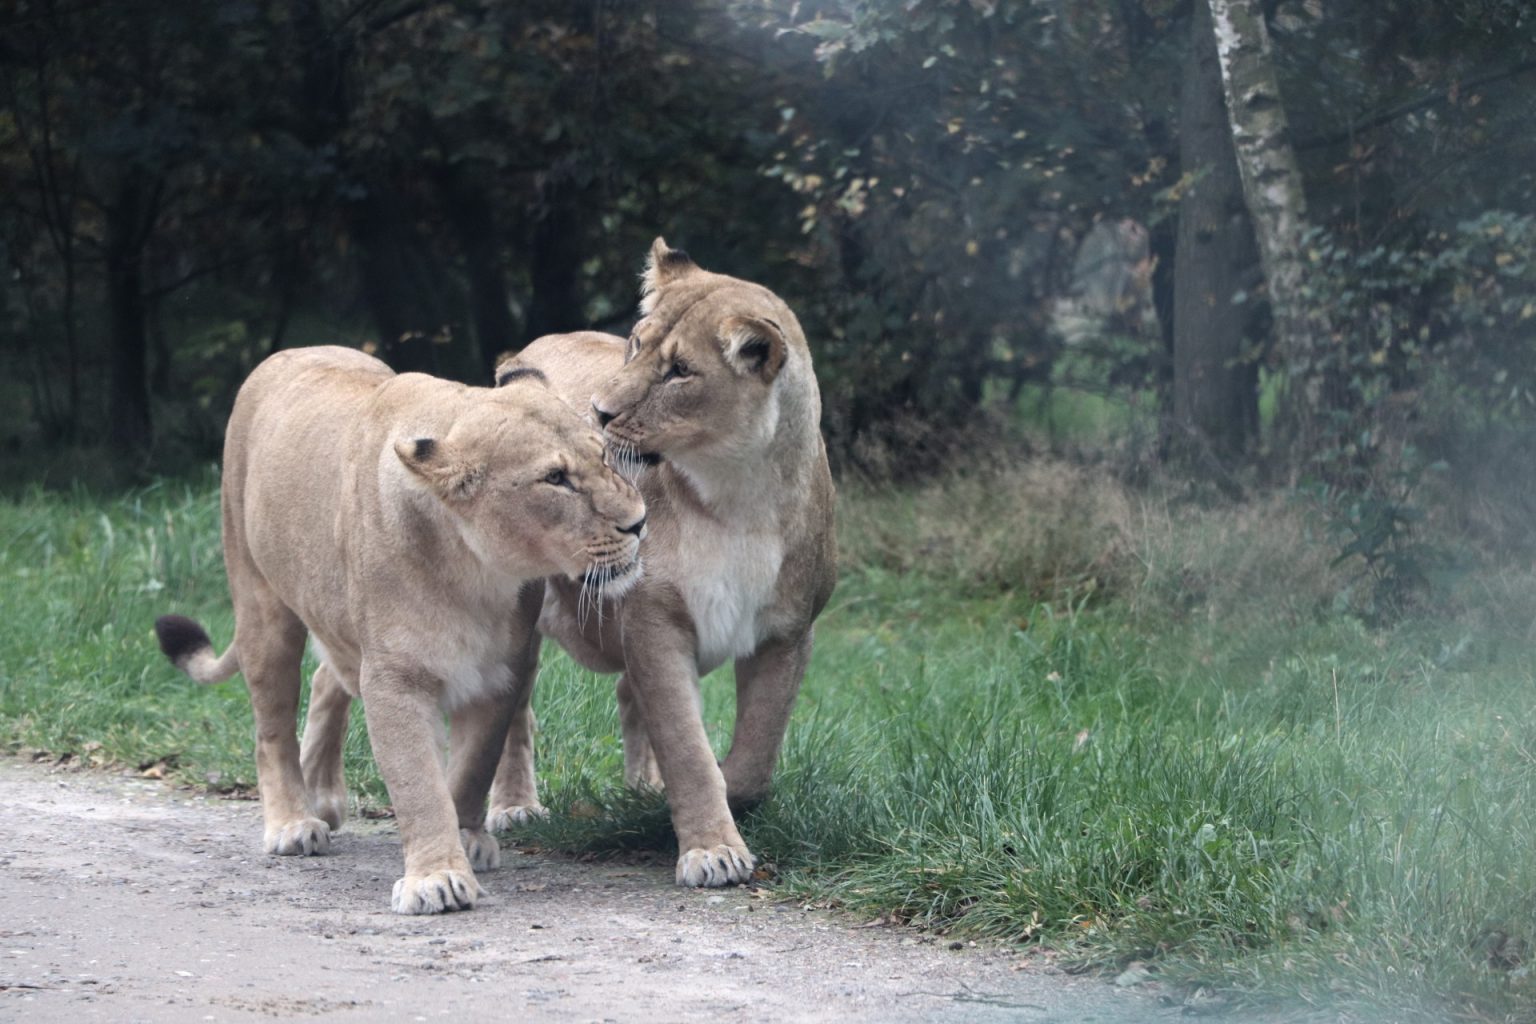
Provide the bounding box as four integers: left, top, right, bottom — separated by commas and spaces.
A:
1, 758, 1189, 1023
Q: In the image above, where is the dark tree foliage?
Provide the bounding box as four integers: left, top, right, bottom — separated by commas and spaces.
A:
737, 0, 1184, 455
0, 0, 1530, 482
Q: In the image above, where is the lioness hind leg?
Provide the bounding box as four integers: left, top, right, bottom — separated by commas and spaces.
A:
299, 661, 352, 831
487, 587, 547, 832
616, 673, 663, 791
238, 604, 331, 856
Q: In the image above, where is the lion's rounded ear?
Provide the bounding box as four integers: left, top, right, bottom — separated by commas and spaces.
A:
494, 361, 548, 389
640, 237, 700, 309
395, 436, 439, 473
720, 316, 787, 382
394, 437, 483, 499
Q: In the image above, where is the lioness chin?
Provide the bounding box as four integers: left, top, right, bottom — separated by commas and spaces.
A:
154, 345, 645, 914
485, 239, 837, 887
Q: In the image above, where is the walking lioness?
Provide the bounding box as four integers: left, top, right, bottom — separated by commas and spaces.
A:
154, 346, 645, 914
486, 239, 837, 887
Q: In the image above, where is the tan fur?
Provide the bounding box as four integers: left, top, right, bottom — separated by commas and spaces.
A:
155, 346, 645, 914
487, 240, 837, 887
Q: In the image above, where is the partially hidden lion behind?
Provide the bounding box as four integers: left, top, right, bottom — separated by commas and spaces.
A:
154, 345, 646, 914
490, 239, 837, 886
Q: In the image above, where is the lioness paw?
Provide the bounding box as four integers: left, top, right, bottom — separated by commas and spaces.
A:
459, 827, 501, 872
486, 802, 547, 833
310, 790, 347, 832
675, 844, 755, 888
264, 818, 331, 856
390, 870, 482, 915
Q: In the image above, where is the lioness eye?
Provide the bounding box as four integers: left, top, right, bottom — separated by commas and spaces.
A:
544, 468, 570, 488
667, 359, 692, 381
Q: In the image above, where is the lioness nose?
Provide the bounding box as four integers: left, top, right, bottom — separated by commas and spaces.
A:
593, 401, 615, 429
619, 515, 646, 538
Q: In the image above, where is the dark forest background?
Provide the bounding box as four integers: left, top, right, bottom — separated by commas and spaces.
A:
3, 0, 1534, 532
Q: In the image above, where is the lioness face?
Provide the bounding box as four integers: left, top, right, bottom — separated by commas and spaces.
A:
395, 385, 645, 588
593, 242, 790, 466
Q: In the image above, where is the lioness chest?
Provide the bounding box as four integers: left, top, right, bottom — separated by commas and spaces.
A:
671, 523, 785, 675
311, 576, 525, 712
540, 517, 788, 676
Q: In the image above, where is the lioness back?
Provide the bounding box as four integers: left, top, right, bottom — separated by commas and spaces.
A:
223, 347, 395, 625
499, 332, 624, 418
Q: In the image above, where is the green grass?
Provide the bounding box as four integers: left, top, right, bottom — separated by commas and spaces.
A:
4, 468, 1536, 1021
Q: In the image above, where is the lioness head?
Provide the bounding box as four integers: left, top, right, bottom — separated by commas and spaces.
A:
591, 238, 812, 470
393, 373, 646, 593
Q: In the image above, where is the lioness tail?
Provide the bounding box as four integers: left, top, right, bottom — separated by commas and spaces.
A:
154, 614, 240, 684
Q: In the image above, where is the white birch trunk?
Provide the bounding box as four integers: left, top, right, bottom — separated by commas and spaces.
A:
1207, 0, 1337, 460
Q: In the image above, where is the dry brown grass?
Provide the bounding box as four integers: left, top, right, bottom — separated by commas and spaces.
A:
837, 457, 1139, 600
838, 454, 1353, 621
1127, 489, 1349, 625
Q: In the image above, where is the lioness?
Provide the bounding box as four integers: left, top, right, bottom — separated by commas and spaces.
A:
487, 239, 837, 886
154, 346, 645, 914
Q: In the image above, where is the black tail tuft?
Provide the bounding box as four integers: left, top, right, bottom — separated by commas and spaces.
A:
154, 614, 212, 667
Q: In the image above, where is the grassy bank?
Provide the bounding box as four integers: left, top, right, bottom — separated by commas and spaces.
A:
3, 467, 1535, 1020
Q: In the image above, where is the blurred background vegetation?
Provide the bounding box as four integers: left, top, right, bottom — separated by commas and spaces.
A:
3, 1, 1532, 521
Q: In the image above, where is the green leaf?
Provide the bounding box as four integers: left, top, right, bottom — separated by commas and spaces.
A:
799, 19, 850, 40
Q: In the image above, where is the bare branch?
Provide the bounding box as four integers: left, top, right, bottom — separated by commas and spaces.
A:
1297, 58, 1536, 152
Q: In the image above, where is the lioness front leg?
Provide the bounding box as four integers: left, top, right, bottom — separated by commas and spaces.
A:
299, 661, 352, 831
360, 663, 481, 914
448, 693, 518, 873
624, 600, 754, 887
722, 629, 814, 809
487, 584, 548, 832
616, 673, 662, 791
487, 700, 547, 831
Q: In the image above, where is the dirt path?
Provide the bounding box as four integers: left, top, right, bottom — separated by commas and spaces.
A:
1, 759, 1186, 1023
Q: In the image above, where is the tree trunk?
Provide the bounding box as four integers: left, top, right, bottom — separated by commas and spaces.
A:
1207, 0, 1339, 464
289, 0, 469, 383
350, 188, 466, 378
524, 179, 586, 341
105, 174, 154, 454
436, 163, 517, 370
1171, 0, 1261, 471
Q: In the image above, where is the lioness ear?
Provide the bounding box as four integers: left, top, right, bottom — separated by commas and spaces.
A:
494, 362, 548, 389
639, 236, 699, 312
720, 316, 787, 382
393, 436, 484, 500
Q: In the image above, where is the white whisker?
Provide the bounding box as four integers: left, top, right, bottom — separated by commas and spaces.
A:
572, 551, 643, 640
607, 437, 645, 484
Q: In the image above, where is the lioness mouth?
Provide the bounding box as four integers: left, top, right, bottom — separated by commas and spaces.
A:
602, 441, 661, 479
576, 556, 643, 622
582, 554, 642, 587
